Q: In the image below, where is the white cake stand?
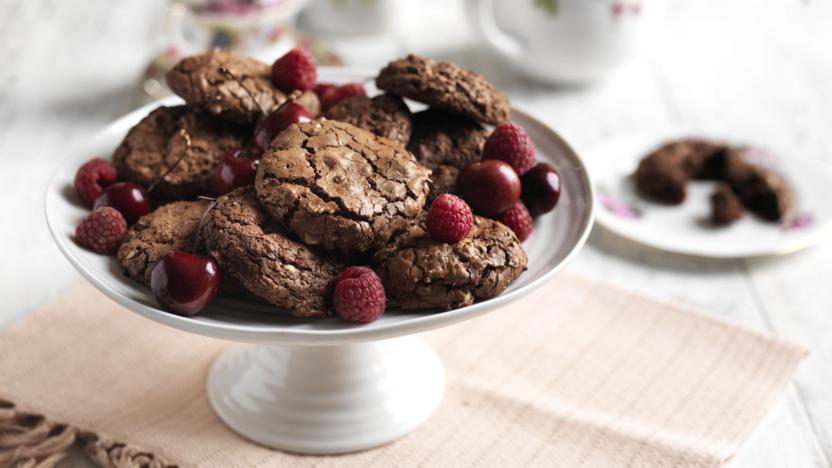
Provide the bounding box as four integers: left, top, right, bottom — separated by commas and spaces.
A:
45, 69, 594, 454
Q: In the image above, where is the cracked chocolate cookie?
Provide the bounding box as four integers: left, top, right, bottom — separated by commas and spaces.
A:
376, 55, 510, 125
166, 49, 320, 124
407, 109, 488, 198
255, 119, 431, 254
200, 187, 344, 317
323, 94, 412, 145
373, 215, 527, 310
113, 105, 248, 200
117, 200, 211, 285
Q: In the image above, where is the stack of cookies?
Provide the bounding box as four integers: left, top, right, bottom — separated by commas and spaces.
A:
71, 49, 564, 323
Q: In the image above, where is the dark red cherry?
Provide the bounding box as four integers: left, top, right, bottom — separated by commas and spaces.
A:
252, 102, 312, 156
521, 162, 562, 217
212, 148, 259, 195
93, 182, 151, 224
150, 250, 221, 316
457, 160, 521, 216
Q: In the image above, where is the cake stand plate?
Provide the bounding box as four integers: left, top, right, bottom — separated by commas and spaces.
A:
45, 67, 594, 454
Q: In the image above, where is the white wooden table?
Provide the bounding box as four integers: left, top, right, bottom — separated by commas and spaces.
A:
1, 1, 829, 466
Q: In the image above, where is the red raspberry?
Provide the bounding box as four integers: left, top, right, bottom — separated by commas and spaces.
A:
75, 207, 127, 254
496, 202, 533, 242
316, 82, 366, 110
482, 122, 536, 176
333, 266, 386, 324
426, 194, 474, 243
271, 47, 317, 92
74, 158, 118, 207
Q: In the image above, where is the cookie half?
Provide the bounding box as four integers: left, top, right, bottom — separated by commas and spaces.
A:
255, 119, 431, 254
725, 156, 792, 221
323, 94, 412, 145
166, 49, 320, 124
117, 200, 211, 285
373, 216, 528, 310
407, 109, 488, 198
200, 186, 343, 317
113, 105, 248, 200
376, 54, 510, 125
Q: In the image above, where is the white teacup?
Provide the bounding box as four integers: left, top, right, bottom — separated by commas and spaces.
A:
466, 0, 656, 84
303, 0, 398, 36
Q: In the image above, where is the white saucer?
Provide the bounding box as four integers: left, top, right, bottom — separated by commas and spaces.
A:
45, 67, 595, 454
587, 132, 832, 259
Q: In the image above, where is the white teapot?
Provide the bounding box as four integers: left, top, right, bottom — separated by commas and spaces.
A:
466, 0, 658, 84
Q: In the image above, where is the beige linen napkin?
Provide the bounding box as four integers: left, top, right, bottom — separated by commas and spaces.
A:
0, 274, 806, 468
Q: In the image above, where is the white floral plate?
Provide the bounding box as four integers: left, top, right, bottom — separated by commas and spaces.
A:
587, 132, 832, 259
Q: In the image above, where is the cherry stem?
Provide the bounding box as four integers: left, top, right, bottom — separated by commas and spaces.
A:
194, 198, 219, 253
220, 65, 267, 116
148, 128, 191, 193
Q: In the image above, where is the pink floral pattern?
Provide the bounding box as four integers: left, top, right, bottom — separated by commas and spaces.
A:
611, 0, 642, 18
785, 213, 814, 231
600, 193, 640, 219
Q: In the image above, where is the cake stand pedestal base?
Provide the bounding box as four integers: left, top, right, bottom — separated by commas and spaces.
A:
207, 336, 445, 454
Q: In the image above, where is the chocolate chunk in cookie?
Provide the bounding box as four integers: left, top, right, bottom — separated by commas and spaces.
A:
376, 55, 510, 125
200, 187, 344, 317
374, 215, 527, 310
407, 109, 488, 198
725, 156, 792, 221
710, 183, 743, 225
323, 94, 412, 145
255, 119, 431, 254
118, 200, 211, 285
113, 105, 248, 200
166, 49, 320, 124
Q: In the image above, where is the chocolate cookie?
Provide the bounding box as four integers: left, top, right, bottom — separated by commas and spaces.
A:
117, 200, 211, 285
323, 94, 412, 145
255, 119, 431, 254
725, 157, 792, 221
710, 183, 743, 225
407, 109, 488, 198
200, 187, 343, 317
113, 105, 248, 200
376, 55, 510, 125
428, 165, 461, 200
634, 139, 734, 204
374, 215, 527, 310
633, 149, 690, 204
166, 49, 320, 124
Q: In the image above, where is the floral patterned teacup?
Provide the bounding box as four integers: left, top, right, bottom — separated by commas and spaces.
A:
466, 0, 658, 84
